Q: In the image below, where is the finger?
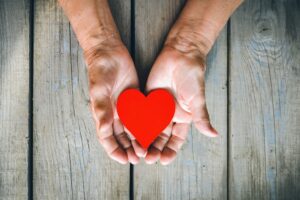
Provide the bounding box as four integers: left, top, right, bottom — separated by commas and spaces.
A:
92, 99, 128, 164
113, 119, 131, 149
113, 119, 139, 164
114, 93, 146, 158
126, 146, 140, 165
132, 140, 147, 157
113, 97, 140, 164
160, 123, 189, 165
124, 127, 147, 157
145, 123, 172, 164
190, 94, 218, 137
97, 129, 128, 165
173, 99, 192, 124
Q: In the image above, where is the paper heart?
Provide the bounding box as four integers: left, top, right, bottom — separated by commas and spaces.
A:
116, 88, 175, 149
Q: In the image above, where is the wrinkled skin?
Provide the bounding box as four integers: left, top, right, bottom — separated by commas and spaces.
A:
86, 43, 145, 164
145, 45, 218, 165
60, 0, 242, 165
86, 41, 218, 165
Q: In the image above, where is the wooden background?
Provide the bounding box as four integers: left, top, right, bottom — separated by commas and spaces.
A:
0, 0, 299, 199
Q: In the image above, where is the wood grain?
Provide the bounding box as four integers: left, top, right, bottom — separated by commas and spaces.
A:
1, 0, 299, 198
0, 0, 29, 199
134, 0, 185, 90
229, 0, 300, 199
134, 1, 228, 199
33, 0, 131, 199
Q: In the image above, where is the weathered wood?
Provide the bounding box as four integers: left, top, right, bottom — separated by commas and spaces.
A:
229, 0, 300, 199
134, 0, 185, 90
0, 0, 29, 199
33, 0, 131, 199
134, 1, 228, 199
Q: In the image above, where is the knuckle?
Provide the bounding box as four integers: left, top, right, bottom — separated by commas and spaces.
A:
116, 132, 131, 148
158, 132, 170, 141
167, 136, 185, 152
172, 134, 185, 143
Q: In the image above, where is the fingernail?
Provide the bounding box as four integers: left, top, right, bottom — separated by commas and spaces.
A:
137, 151, 147, 158
141, 151, 147, 158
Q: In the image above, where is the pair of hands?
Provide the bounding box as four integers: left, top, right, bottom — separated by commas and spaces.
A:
85, 35, 218, 165
59, 0, 242, 165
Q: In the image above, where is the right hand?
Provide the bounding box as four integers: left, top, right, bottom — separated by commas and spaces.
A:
145, 39, 218, 165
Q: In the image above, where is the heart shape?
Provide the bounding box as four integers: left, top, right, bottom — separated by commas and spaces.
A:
117, 88, 175, 149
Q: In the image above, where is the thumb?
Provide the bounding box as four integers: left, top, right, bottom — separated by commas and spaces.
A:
190, 94, 218, 137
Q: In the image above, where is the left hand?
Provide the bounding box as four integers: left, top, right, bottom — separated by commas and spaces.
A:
86, 42, 145, 164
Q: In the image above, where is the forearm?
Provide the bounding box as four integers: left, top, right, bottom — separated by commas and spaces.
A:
59, 0, 122, 52
165, 0, 243, 55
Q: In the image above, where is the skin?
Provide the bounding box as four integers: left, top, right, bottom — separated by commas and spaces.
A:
59, 0, 243, 165
145, 0, 243, 164
59, 0, 146, 164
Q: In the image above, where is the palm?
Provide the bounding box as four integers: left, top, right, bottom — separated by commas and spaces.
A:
145, 47, 218, 165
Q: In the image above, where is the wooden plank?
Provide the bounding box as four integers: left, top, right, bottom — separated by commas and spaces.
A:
0, 0, 29, 199
134, 1, 228, 199
229, 0, 300, 199
33, 0, 131, 199
134, 0, 185, 89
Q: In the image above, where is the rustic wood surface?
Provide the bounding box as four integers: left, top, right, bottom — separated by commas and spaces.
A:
0, 0, 29, 199
33, 0, 130, 199
134, 0, 228, 199
0, 0, 299, 199
229, 0, 300, 199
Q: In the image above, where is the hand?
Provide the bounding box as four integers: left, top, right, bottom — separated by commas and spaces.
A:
59, 0, 241, 165
59, 0, 147, 164
145, 40, 218, 165
143, 0, 243, 165
86, 41, 145, 164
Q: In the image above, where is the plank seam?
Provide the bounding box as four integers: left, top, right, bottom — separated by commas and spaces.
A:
28, 0, 35, 199
130, 0, 135, 199
226, 19, 231, 200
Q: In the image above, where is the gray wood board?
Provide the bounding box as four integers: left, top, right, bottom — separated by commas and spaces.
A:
134, 1, 228, 199
33, 0, 131, 199
0, 0, 29, 199
229, 0, 300, 199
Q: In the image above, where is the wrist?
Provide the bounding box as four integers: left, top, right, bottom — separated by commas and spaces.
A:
59, 0, 121, 51
68, 12, 122, 52
165, 19, 220, 56
83, 36, 125, 67
79, 26, 122, 52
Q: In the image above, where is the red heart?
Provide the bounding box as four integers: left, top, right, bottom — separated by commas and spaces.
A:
117, 88, 175, 149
